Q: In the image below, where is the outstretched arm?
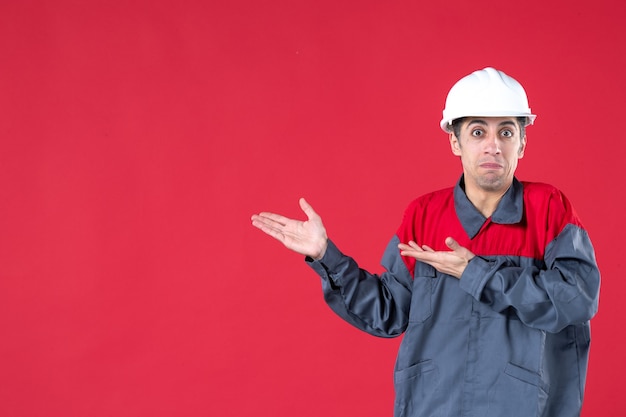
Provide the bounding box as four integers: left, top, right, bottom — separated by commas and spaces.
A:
253, 198, 412, 337
251, 198, 328, 260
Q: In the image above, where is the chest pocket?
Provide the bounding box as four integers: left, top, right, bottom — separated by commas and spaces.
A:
409, 263, 437, 323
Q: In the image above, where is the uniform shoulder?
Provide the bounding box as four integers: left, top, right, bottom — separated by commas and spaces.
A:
521, 181, 564, 198
521, 181, 583, 227
521, 181, 560, 191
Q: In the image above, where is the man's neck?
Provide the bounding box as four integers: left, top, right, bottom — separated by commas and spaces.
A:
464, 185, 510, 219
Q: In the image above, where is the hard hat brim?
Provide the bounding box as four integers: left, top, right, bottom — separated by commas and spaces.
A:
440, 113, 536, 133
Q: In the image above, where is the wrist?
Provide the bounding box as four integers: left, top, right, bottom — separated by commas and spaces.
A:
312, 239, 328, 261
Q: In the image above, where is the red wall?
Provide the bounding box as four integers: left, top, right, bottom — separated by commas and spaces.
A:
0, 1, 623, 416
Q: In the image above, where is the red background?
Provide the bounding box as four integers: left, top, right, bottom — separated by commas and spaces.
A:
0, 1, 623, 416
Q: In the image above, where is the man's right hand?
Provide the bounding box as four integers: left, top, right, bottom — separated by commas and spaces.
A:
251, 198, 328, 260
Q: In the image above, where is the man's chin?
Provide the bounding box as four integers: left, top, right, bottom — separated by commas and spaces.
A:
477, 177, 507, 193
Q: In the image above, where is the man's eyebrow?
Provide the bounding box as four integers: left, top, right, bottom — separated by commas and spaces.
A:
498, 120, 517, 127
466, 119, 488, 126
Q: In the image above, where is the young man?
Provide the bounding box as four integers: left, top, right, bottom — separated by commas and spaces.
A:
251, 67, 600, 417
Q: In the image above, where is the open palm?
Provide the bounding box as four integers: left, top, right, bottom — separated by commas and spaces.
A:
251, 198, 328, 260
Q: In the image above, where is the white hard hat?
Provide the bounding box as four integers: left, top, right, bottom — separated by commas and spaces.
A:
440, 67, 536, 133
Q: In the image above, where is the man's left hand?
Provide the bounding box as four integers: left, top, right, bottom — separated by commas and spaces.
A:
398, 237, 475, 279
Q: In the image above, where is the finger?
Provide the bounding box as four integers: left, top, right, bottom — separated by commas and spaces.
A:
397, 243, 415, 252
403, 250, 437, 264
251, 214, 272, 225
421, 244, 435, 252
254, 211, 291, 226
399, 248, 422, 258
251, 213, 290, 233
251, 219, 286, 242
262, 227, 288, 243
251, 214, 267, 227
408, 241, 422, 250
251, 216, 279, 232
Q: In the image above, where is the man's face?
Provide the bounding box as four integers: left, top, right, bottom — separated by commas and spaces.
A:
449, 117, 526, 195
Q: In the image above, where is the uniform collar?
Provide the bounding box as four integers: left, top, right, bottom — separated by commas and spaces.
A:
453, 175, 524, 239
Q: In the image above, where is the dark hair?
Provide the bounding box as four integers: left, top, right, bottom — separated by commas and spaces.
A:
451, 116, 527, 140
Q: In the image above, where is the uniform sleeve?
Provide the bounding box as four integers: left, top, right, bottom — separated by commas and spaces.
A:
459, 191, 601, 333
306, 237, 413, 338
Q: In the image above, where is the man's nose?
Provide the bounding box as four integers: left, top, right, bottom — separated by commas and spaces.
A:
483, 134, 501, 154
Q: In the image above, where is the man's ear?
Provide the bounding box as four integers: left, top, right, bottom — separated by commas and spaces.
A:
518, 135, 527, 158
450, 133, 462, 156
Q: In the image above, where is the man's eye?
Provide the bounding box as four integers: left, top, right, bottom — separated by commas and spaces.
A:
501, 129, 513, 138
471, 129, 483, 137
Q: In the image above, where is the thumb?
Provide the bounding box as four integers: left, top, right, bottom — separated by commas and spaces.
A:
299, 197, 318, 220
445, 237, 460, 251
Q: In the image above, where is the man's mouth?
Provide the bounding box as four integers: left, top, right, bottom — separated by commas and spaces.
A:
480, 163, 503, 169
